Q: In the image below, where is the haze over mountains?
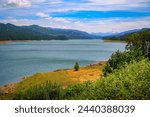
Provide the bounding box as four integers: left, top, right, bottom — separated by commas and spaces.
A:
94, 28, 150, 37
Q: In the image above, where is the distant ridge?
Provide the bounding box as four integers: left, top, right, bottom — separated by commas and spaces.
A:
102, 28, 150, 40
0, 23, 101, 41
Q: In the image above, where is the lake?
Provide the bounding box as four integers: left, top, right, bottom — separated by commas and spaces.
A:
0, 39, 126, 85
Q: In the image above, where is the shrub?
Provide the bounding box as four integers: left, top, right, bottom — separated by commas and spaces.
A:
93, 59, 150, 100
74, 62, 80, 71
63, 81, 93, 99
13, 81, 62, 100
103, 50, 144, 76
65, 59, 150, 100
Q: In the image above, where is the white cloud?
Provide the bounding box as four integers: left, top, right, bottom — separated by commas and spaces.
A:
36, 12, 49, 18
36, 12, 71, 24
51, 17, 70, 23
1, 0, 31, 8
0, 17, 150, 33
0, 0, 62, 7
48, 0, 63, 5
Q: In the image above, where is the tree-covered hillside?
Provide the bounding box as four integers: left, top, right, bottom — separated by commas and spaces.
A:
0, 23, 100, 41
102, 28, 150, 41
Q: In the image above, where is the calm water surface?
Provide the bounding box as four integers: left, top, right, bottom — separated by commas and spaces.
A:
0, 39, 126, 85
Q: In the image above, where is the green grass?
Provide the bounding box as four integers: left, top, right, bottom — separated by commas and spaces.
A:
16, 70, 72, 91
13, 81, 62, 100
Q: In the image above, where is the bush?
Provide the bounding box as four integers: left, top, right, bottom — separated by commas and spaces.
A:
13, 81, 62, 100
65, 59, 150, 100
93, 59, 150, 100
103, 50, 144, 76
74, 62, 80, 71
63, 81, 93, 99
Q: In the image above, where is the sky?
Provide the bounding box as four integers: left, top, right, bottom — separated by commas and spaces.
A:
0, 0, 150, 33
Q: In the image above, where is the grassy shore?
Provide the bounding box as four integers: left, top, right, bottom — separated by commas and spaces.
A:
0, 40, 33, 44
0, 61, 106, 99
0, 41, 11, 44
103, 40, 126, 43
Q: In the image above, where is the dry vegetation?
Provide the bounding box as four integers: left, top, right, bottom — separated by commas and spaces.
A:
0, 62, 106, 99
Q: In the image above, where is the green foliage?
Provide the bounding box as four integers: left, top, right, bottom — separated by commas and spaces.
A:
13, 81, 62, 100
63, 81, 93, 99
103, 50, 144, 76
93, 59, 150, 100
126, 30, 150, 59
65, 59, 150, 100
103, 29, 150, 87
74, 62, 80, 71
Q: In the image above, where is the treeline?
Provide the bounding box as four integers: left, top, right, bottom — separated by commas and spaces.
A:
13, 30, 150, 100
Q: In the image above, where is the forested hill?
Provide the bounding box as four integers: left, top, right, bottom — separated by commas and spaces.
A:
0, 23, 100, 41
102, 28, 150, 41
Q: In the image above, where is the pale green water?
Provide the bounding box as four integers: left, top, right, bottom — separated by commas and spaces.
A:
0, 39, 126, 85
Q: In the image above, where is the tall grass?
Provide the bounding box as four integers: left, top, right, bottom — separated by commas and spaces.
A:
13, 81, 62, 100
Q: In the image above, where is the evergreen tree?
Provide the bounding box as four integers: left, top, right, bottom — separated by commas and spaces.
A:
74, 62, 79, 71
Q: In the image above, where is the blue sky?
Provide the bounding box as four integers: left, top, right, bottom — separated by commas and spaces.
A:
0, 0, 150, 33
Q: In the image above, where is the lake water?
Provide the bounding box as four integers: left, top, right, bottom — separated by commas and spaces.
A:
0, 39, 126, 86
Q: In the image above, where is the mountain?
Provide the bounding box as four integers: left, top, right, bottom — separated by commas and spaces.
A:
0, 23, 101, 41
113, 29, 142, 36
91, 29, 144, 37
102, 28, 150, 41
94, 29, 146, 37
91, 32, 115, 37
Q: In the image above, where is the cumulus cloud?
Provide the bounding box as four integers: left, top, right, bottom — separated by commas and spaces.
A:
0, 0, 31, 8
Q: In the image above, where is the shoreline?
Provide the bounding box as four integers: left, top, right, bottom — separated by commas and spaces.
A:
0, 61, 106, 98
0, 40, 73, 45
0, 39, 125, 45
103, 39, 126, 43
0, 39, 76, 44
0, 40, 33, 44
0, 41, 12, 44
